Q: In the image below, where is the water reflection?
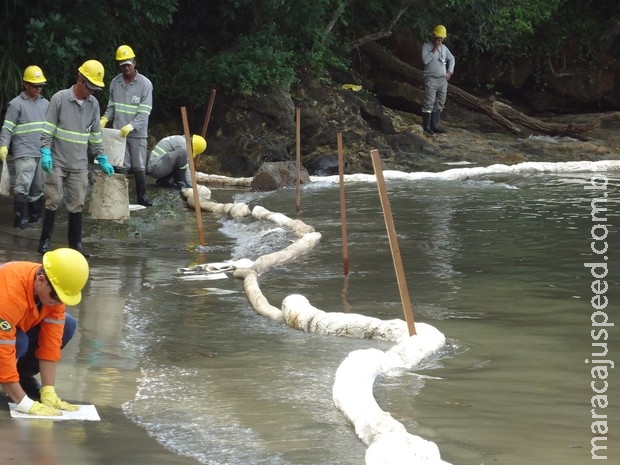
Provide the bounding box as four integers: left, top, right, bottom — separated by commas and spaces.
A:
2, 169, 618, 464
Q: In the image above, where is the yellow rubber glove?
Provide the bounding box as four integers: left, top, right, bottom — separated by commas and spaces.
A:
29, 401, 62, 416
0, 146, 7, 161
120, 124, 134, 137
16, 395, 61, 416
40, 385, 79, 411
100, 116, 108, 128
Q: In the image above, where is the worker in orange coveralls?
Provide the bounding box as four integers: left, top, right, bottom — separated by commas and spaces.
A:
0, 248, 89, 416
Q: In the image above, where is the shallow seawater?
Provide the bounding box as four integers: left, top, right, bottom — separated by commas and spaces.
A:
1, 166, 617, 464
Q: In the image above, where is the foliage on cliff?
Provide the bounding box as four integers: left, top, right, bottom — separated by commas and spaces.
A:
1, 0, 618, 121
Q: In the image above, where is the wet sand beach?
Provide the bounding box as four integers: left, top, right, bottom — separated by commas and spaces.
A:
0, 398, 201, 464
0, 191, 203, 465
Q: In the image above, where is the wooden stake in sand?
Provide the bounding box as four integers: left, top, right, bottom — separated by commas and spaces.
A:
337, 133, 349, 276
370, 149, 416, 336
296, 107, 301, 214
201, 89, 216, 139
181, 106, 206, 247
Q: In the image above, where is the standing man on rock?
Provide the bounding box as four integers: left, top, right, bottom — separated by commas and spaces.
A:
38, 60, 115, 257
421, 24, 455, 136
101, 45, 154, 207
0, 66, 49, 229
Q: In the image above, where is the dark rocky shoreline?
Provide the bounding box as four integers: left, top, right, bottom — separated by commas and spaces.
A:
189, 82, 620, 179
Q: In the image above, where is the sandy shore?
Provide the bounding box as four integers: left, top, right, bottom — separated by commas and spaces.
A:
0, 398, 200, 464
0, 210, 201, 464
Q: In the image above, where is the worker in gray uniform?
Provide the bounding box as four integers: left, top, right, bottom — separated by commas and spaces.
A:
0, 66, 49, 229
38, 60, 114, 257
101, 45, 154, 206
147, 134, 207, 189
421, 24, 455, 136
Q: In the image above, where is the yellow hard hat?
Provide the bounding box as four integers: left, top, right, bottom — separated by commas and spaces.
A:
43, 248, 90, 306
192, 135, 207, 157
77, 60, 105, 89
116, 45, 136, 62
23, 65, 47, 85
433, 25, 447, 38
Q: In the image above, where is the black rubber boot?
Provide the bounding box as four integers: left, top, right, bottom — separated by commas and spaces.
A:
68, 212, 90, 258
17, 357, 41, 401
422, 112, 434, 136
135, 170, 152, 206
172, 167, 189, 190
37, 209, 56, 254
28, 196, 45, 223
155, 173, 174, 188
431, 111, 446, 133
19, 376, 42, 400
13, 193, 29, 229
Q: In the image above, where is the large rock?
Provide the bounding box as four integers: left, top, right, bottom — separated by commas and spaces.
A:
209, 89, 296, 177
249, 161, 311, 191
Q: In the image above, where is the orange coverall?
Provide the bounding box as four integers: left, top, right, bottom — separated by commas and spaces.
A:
0, 261, 65, 383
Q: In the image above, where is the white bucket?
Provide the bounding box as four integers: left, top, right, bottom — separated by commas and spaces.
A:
89, 172, 130, 220
101, 128, 126, 166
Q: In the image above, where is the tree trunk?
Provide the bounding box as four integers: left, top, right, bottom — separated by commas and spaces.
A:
360, 41, 620, 140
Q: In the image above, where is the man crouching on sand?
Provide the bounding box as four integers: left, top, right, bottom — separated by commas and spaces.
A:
0, 248, 89, 416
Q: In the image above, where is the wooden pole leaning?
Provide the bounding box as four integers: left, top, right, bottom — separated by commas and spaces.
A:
201, 89, 217, 139
181, 106, 206, 247
295, 107, 301, 214
370, 149, 416, 336
337, 133, 349, 276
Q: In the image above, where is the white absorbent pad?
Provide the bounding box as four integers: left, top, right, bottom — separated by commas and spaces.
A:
9, 403, 100, 421
176, 272, 228, 281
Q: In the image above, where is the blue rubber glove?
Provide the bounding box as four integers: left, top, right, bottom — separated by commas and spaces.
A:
96, 154, 114, 176
41, 147, 53, 173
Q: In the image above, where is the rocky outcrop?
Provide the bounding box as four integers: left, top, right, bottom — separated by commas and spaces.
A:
198, 77, 620, 179
249, 161, 311, 191
206, 89, 296, 177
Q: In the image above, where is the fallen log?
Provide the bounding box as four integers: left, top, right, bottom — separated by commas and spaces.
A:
360, 41, 620, 140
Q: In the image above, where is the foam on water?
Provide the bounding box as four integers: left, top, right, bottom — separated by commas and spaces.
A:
123, 367, 288, 465
219, 219, 295, 260
310, 159, 620, 184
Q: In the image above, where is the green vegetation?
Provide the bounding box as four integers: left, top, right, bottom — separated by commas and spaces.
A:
1, 0, 618, 120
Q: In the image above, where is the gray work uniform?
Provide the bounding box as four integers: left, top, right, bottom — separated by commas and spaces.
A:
103, 71, 153, 171
40, 86, 104, 212
147, 135, 191, 186
0, 92, 49, 200
421, 42, 455, 113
